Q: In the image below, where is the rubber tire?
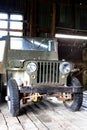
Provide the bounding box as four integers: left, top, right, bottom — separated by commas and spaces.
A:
0, 75, 4, 103
0, 93, 1, 103
7, 79, 20, 116
63, 77, 83, 111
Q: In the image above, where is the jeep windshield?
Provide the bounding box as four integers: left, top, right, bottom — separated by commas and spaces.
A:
10, 37, 55, 51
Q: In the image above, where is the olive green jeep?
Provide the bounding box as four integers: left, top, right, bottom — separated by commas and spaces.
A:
0, 36, 83, 116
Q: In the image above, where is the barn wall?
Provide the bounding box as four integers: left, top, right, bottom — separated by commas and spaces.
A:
0, 0, 87, 35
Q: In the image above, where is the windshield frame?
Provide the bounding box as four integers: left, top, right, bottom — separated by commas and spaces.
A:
10, 37, 57, 52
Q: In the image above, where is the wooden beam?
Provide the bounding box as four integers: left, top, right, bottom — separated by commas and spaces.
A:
0, 28, 23, 32
51, 2, 56, 38
30, 0, 37, 37
23, 0, 28, 36
71, 0, 75, 28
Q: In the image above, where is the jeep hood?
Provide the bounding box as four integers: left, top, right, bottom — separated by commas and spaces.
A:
8, 50, 58, 61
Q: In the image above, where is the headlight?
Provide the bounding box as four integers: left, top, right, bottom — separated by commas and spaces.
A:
26, 62, 37, 73
59, 62, 72, 74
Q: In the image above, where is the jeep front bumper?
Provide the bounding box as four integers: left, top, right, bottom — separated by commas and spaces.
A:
20, 84, 83, 94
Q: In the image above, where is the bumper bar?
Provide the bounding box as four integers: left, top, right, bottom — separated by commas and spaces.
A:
20, 85, 83, 94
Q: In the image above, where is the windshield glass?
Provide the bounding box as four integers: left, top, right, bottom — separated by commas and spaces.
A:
10, 37, 55, 51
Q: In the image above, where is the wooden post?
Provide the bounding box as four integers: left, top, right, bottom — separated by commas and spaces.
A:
23, 0, 27, 36
72, 0, 75, 28
51, 2, 56, 38
30, 0, 37, 37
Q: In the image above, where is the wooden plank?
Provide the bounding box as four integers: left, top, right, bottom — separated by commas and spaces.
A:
0, 113, 6, 125
0, 112, 8, 130
0, 125, 7, 130
43, 97, 87, 130
18, 114, 38, 130
24, 105, 49, 130
29, 102, 65, 130
1, 97, 87, 130
1, 103, 24, 130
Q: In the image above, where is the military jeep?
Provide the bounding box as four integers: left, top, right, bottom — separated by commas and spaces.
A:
0, 36, 83, 116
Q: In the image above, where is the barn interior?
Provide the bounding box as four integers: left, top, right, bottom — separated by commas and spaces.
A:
0, 1, 87, 129
0, 0, 87, 89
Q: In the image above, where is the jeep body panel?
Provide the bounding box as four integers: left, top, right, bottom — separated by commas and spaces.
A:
0, 36, 83, 116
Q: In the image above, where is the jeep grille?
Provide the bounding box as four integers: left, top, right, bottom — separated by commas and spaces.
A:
37, 61, 59, 84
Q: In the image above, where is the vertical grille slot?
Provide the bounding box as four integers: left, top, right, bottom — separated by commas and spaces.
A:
37, 61, 59, 84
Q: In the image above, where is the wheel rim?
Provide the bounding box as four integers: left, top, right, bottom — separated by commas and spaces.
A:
7, 85, 11, 112
64, 100, 73, 106
64, 94, 74, 106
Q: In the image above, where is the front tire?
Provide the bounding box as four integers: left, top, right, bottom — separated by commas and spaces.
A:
63, 77, 83, 111
7, 79, 20, 116
0, 75, 4, 103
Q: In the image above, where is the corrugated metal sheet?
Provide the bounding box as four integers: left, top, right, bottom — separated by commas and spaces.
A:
58, 39, 87, 62
37, 2, 51, 28
0, 0, 24, 13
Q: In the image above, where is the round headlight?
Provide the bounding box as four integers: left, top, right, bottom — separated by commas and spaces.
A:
59, 62, 72, 74
26, 62, 37, 73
